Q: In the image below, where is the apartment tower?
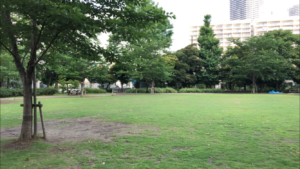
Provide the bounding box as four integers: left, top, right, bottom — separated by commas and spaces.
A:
289, 5, 299, 16
230, 0, 264, 21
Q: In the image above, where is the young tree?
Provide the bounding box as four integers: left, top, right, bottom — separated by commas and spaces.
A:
0, 0, 173, 141
197, 15, 223, 88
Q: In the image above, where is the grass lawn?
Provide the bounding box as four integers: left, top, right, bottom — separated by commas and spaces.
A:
0, 94, 299, 168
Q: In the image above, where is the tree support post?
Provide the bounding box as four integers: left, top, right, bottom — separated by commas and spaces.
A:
21, 102, 46, 139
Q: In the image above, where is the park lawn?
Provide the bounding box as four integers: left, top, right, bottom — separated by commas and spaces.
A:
0, 94, 299, 168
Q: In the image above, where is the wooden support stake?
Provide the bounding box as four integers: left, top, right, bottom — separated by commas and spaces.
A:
38, 102, 46, 139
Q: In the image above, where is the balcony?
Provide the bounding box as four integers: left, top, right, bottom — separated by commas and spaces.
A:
242, 25, 250, 27
223, 34, 232, 37
282, 22, 293, 25
232, 34, 241, 37
224, 26, 232, 29
268, 23, 280, 26
293, 31, 300, 34
215, 26, 223, 29
256, 28, 267, 31
233, 25, 241, 28
216, 35, 223, 38
214, 31, 223, 34
223, 30, 232, 33
282, 27, 293, 30
242, 29, 250, 32
242, 34, 251, 37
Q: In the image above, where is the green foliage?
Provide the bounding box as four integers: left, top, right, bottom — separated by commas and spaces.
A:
124, 87, 177, 93
196, 84, 205, 89
197, 15, 222, 87
0, 88, 57, 97
168, 45, 201, 88
84, 88, 106, 94
178, 88, 225, 93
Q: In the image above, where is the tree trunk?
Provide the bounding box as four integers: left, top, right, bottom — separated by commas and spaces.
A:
0, 79, 2, 88
47, 74, 54, 88
276, 82, 278, 91
6, 78, 10, 88
80, 82, 84, 97
55, 75, 58, 89
252, 74, 256, 93
244, 84, 246, 91
151, 80, 155, 94
3, 10, 34, 141
20, 75, 33, 141
259, 83, 262, 93
121, 82, 123, 92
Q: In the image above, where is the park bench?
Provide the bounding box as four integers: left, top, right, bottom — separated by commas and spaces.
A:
68, 89, 81, 95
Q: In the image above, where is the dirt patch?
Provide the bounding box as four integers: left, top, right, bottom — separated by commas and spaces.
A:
0, 117, 159, 144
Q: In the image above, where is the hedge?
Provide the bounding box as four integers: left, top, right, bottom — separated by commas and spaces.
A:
0, 88, 58, 97
124, 87, 177, 93
84, 88, 107, 93
178, 88, 225, 93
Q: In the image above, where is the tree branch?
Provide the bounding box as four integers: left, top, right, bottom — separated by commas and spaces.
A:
22, 47, 30, 65
33, 31, 60, 67
35, 18, 47, 49
33, 22, 71, 67
0, 41, 16, 58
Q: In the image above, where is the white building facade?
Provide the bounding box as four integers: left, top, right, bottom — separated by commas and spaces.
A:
190, 16, 300, 51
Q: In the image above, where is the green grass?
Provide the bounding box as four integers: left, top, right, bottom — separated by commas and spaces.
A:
1, 94, 299, 168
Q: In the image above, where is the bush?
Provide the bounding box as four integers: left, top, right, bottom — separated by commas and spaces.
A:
85, 88, 106, 93
124, 87, 177, 93
0, 88, 12, 97
178, 88, 225, 93
0, 88, 57, 97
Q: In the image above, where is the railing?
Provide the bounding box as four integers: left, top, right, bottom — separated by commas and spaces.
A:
242, 29, 250, 32
242, 34, 250, 36
242, 25, 250, 27
233, 25, 241, 28
293, 31, 300, 34
282, 22, 293, 25
216, 26, 223, 29
232, 34, 241, 37
268, 23, 280, 26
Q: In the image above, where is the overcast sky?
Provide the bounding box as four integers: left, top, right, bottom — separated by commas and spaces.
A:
99, 0, 299, 52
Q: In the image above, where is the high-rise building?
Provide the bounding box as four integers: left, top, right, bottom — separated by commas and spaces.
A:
230, 0, 264, 21
289, 5, 299, 16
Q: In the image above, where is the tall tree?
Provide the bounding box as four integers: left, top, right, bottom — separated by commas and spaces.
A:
0, 0, 173, 141
197, 15, 222, 88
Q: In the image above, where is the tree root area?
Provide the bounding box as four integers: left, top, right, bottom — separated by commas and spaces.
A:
0, 117, 152, 144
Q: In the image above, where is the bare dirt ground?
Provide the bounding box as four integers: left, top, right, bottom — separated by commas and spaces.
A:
0, 117, 159, 145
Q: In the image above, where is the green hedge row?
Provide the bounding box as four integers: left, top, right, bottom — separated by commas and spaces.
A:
124, 87, 177, 93
0, 88, 58, 97
84, 88, 107, 93
178, 88, 225, 93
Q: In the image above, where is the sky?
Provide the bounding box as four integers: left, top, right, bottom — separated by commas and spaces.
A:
98, 0, 299, 52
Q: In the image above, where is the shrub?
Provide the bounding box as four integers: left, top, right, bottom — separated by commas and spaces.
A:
124, 87, 177, 93
9, 89, 23, 96
0, 88, 12, 97
178, 88, 225, 93
85, 88, 106, 93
